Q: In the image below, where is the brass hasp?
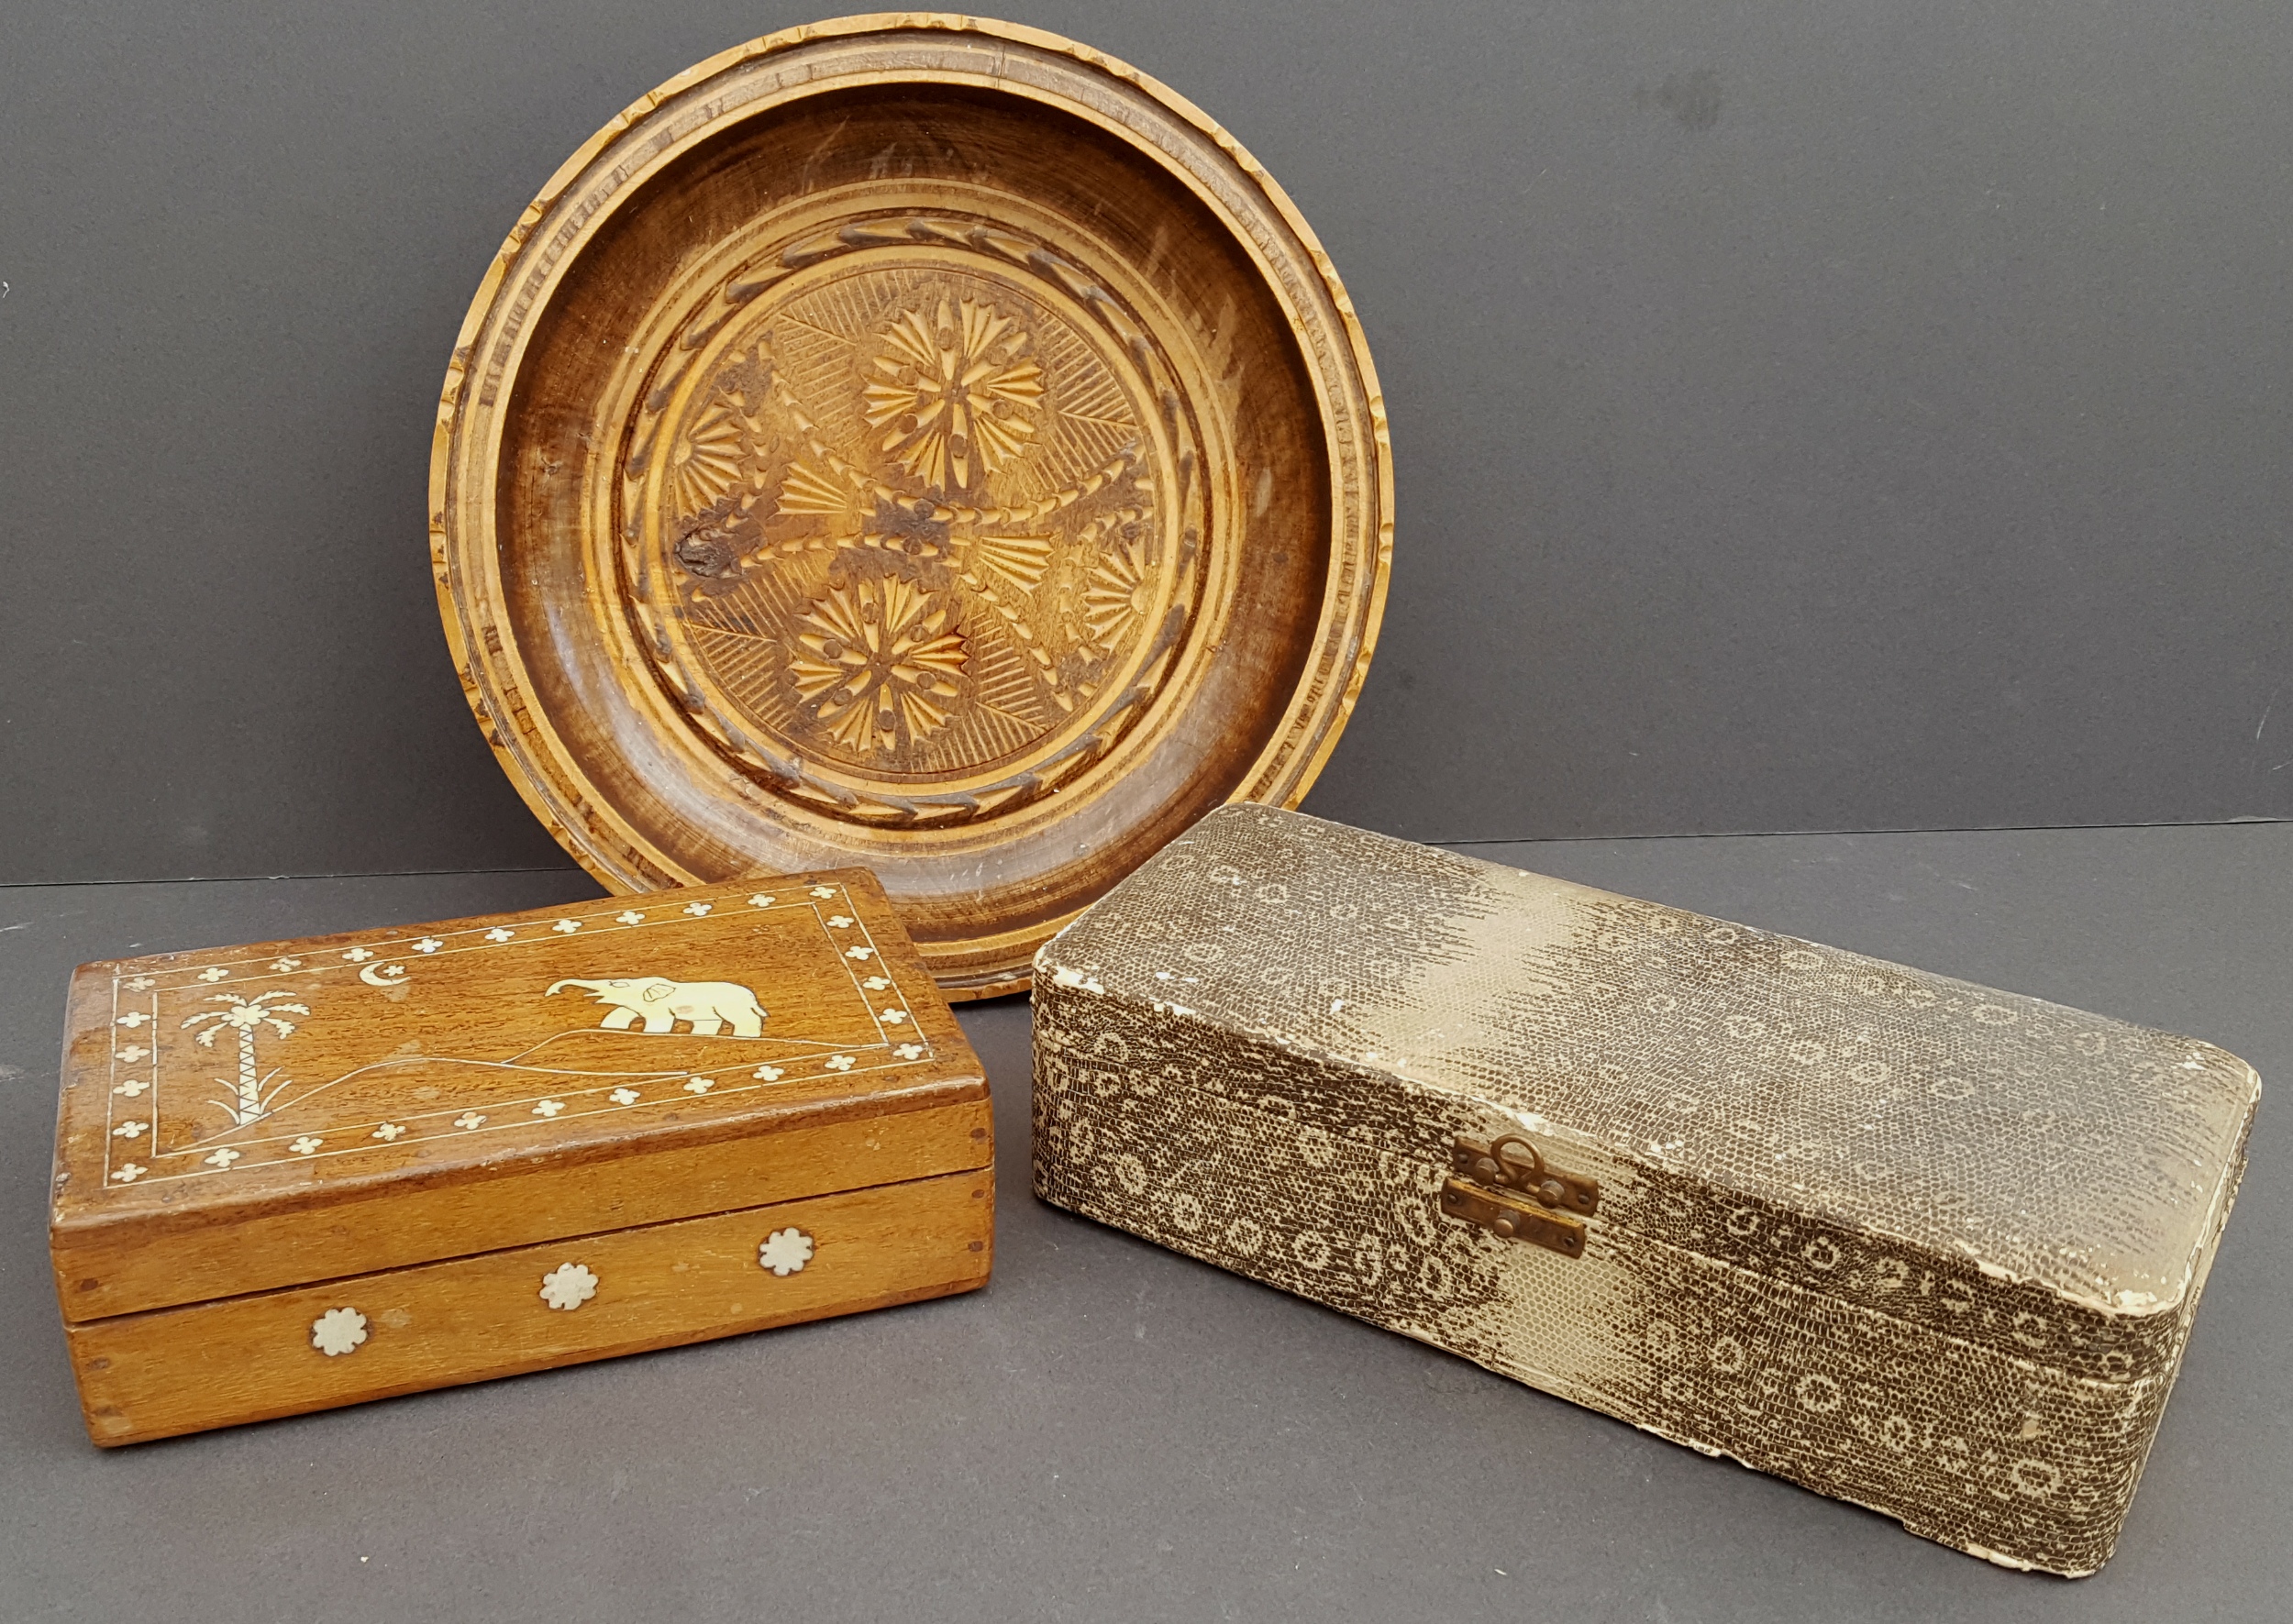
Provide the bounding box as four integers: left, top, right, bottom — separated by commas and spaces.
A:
1441, 1133, 1601, 1258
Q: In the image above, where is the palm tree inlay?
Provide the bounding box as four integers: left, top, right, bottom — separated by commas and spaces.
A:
182, 990, 310, 1128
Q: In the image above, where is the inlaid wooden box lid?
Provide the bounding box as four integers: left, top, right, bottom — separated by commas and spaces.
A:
52, 870, 987, 1323
430, 14, 1391, 1000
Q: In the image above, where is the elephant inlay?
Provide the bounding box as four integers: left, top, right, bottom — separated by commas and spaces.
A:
546, 977, 769, 1038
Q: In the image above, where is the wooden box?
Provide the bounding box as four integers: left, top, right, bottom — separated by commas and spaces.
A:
50, 871, 991, 1444
1031, 807, 2258, 1574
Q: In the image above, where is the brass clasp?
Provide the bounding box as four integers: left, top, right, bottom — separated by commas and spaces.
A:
1441, 1133, 1600, 1259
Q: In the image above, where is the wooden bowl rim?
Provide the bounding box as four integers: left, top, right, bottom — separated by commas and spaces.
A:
428, 13, 1394, 998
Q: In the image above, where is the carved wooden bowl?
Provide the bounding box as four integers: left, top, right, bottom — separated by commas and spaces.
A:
432, 15, 1391, 998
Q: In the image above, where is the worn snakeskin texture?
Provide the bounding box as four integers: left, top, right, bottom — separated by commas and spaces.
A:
1031, 807, 2258, 1574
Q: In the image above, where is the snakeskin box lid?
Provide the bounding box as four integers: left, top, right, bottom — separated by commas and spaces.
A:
1032, 805, 2259, 1573
51, 867, 986, 1324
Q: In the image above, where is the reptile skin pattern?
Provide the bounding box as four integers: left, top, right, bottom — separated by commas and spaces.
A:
1031, 806, 2256, 1574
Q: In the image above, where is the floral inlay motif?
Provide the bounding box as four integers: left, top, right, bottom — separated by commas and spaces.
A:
846, 946, 876, 962
454, 1112, 486, 1130
880, 1010, 908, 1025
415, 938, 443, 954
748, 895, 774, 909
752, 1066, 784, 1082
485, 927, 515, 943
826, 915, 853, 929
112, 1121, 147, 1139
862, 296, 1045, 491
617, 911, 646, 925
683, 902, 712, 918
371, 1122, 406, 1142
553, 919, 581, 934
311, 1307, 368, 1356
110, 1164, 145, 1184
610, 1087, 642, 1105
116, 1011, 148, 1028
539, 1263, 598, 1311
197, 967, 228, 983
894, 1044, 925, 1061
124, 977, 155, 992
114, 1079, 148, 1097
204, 1148, 240, 1168
790, 572, 967, 753
824, 1055, 855, 1073
758, 1227, 814, 1277
683, 1077, 714, 1095
343, 948, 374, 963
270, 957, 303, 972
291, 1137, 323, 1154
532, 1099, 565, 1118
861, 977, 891, 991
116, 1045, 148, 1062
809, 887, 836, 900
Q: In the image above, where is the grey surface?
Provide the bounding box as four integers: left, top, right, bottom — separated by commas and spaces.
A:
2, 823, 2285, 1621
6, 1, 2293, 885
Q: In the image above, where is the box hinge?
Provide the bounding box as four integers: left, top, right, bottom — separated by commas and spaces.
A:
1440, 1133, 1600, 1259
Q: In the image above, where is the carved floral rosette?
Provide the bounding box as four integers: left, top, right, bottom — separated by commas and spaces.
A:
613, 206, 1213, 827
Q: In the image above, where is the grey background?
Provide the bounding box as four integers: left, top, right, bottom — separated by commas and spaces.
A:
3, 825, 2286, 1619
4, 0, 2291, 885
5, 8, 2288, 1616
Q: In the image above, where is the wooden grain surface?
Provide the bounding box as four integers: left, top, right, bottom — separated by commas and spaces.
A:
66, 1165, 993, 1445
431, 15, 1392, 998
52, 867, 988, 1317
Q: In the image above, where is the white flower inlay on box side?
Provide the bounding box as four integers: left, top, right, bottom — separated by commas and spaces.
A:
539, 1263, 599, 1310
759, 1228, 814, 1276
312, 1307, 368, 1357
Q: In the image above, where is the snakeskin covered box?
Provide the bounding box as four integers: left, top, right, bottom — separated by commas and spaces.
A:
50, 870, 991, 1444
1031, 807, 2257, 1574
